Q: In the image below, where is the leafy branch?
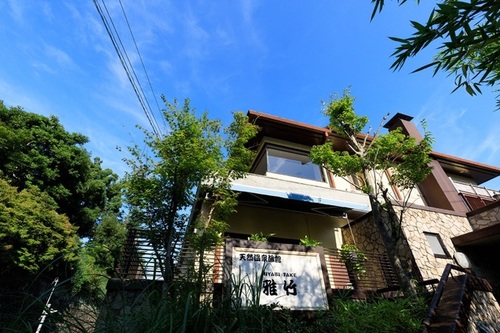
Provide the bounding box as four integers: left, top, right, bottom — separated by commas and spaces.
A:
371, 0, 500, 109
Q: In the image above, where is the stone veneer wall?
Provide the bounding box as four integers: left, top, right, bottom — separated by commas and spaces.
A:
342, 214, 385, 256
343, 205, 473, 284
395, 205, 471, 281
97, 279, 163, 330
467, 290, 500, 333
344, 209, 424, 289
467, 200, 500, 230
341, 214, 400, 290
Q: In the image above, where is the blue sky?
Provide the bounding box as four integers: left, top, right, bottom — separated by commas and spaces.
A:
1, 1, 499, 189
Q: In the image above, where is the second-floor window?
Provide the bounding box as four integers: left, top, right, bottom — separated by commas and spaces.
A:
255, 145, 324, 182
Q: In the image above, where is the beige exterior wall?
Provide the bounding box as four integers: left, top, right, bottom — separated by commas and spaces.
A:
331, 169, 426, 207
399, 185, 426, 206
449, 174, 478, 185
226, 204, 342, 249
331, 174, 355, 192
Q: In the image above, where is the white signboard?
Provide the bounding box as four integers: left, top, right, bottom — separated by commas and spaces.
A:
231, 246, 328, 310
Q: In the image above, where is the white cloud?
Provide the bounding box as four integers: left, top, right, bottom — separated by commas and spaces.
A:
6, 1, 55, 26
473, 122, 500, 165
109, 57, 133, 90
31, 61, 56, 75
6, 0, 26, 24
40, 2, 54, 22
240, 0, 266, 52
182, 4, 210, 61
44, 44, 78, 71
416, 86, 500, 174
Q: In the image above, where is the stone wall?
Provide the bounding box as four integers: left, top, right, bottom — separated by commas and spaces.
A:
343, 205, 473, 284
342, 214, 386, 256
341, 214, 408, 290
467, 290, 500, 333
397, 205, 471, 281
467, 200, 500, 231
96, 278, 163, 331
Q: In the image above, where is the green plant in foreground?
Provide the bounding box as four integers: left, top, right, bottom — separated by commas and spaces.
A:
5, 256, 426, 332
248, 232, 275, 242
331, 295, 427, 333
299, 235, 321, 247
339, 244, 367, 276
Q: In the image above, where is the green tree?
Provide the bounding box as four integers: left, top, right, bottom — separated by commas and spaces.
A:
0, 179, 79, 287
372, 0, 500, 108
124, 97, 257, 286
0, 101, 121, 237
72, 213, 127, 299
310, 90, 434, 292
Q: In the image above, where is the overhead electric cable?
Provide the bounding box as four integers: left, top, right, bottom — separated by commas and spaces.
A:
93, 0, 162, 138
118, 0, 163, 126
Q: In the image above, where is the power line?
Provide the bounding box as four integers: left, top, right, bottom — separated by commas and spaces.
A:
93, 0, 162, 138
118, 0, 163, 128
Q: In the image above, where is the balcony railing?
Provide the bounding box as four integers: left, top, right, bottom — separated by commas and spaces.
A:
452, 180, 500, 210
452, 180, 500, 199
323, 248, 399, 292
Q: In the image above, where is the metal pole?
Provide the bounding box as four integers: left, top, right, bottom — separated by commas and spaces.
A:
36, 277, 59, 333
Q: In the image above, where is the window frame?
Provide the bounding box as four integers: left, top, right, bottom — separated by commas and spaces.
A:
253, 144, 327, 184
423, 232, 451, 259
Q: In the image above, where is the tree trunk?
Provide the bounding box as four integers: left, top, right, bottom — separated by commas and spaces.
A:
369, 195, 417, 294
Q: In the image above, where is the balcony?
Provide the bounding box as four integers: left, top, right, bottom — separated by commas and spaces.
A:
452, 180, 500, 211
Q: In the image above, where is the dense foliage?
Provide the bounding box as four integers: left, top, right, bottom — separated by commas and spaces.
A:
0, 101, 124, 328
72, 214, 127, 299
0, 101, 121, 237
372, 0, 500, 108
48, 278, 427, 333
0, 179, 79, 278
310, 89, 433, 197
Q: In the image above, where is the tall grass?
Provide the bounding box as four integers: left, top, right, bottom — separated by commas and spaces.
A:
2, 266, 427, 333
